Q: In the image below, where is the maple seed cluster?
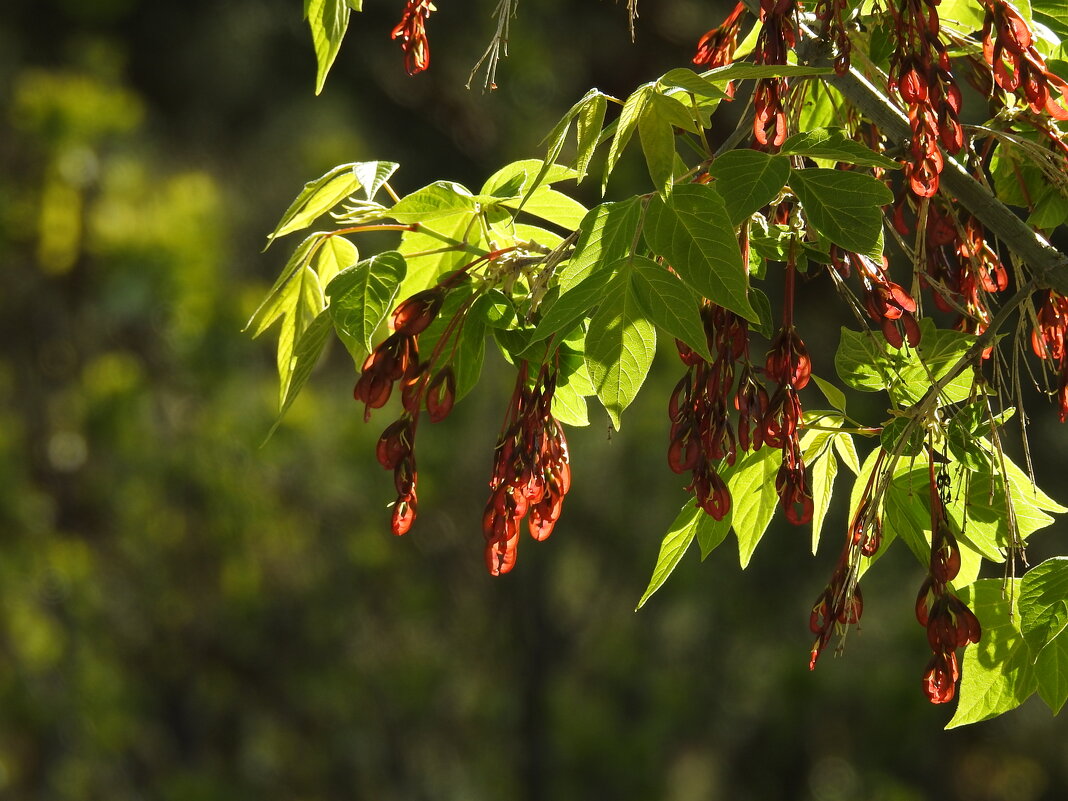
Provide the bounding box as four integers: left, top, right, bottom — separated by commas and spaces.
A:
915, 461, 981, 704
763, 252, 814, 525
831, 249, 921, 349
809, 495, 883, 669
1031, 291, 1068, 422
752, 0, 799, 148
357, 286, 452, 536
483, 364, 571, 576
693, 1, 747, 97
391, 0, 437, 76
981, 0, 1068, 120
886, 0, 964, 197
668, 305, 757, 520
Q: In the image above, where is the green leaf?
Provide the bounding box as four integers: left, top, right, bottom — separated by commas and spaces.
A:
247, 234, 322, 337
731, 446, 784, 568
748, 287, 774, 339
326, 250, 406, 362
481, 159, 578, 198
657, 68, 731, 99
396, 209, 482, 301
780, 128, 901, 169
643, 184, 757, 322
834, 319, 975, 406
1035, 4, 1068, 40
697, 511, 732, 560
535, 89, 607, 194
575, 94, 608, 181
812, 374, 847, 413
1035, 630, 1068, 714
948, 579, 1038, 728
880, 417, 924, 457
558, 198, 643, 290
638, 95, 679, 197
532, 268, 616, 343
269, 311, 332, 433
834, 326, 909, 393
276, 264, 327, 405
584, 273, 656, 429
268, 165, 361, 242
1019, 557, 1068, 653
305, 0, 351, 95
552, 380, 590, 427
390, 181, 477, 223
635, 501, 699, 609
353, 161, 399, 201
708, 150, 790, 225
629, 256, 712, 362
702, 63, 834, 82
603, 84, 653, 193
833, 433, 861, 475
504, 187, 588, 230
810, 451, 838, 555
789, 168, 892, 259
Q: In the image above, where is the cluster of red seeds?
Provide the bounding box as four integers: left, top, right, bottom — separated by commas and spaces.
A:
981, 0, 1068, 121
809, 495, 883, 669
1031, 291, 1068, 421
356, 286, 455, 535
886, 0, 964, 197
763, 253, 814, 525
693, 1, 748, 98
814, 0, 852, 74
832, 249, 921, 349
752, 0, 800, 147
915, 462, 981, 704
668, 306, 757, 520
483, 364, 571, 576
391, 0, 437, 75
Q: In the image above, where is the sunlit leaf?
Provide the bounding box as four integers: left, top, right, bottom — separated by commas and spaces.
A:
643, 184, 757, 322
948, 579, 1037, 728
789, 167, 892, 259
708, 150, 790, 225
636, 501, 700, 609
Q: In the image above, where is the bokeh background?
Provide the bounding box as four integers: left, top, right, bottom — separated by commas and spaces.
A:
2, 1, 1068, 799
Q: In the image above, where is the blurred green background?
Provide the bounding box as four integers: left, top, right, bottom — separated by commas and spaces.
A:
2, 1, 1067, 799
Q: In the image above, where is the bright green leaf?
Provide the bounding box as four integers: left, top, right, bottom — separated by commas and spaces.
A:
390, 181, 477, 223
584, 273, 656, 429
638, 96, 678, 197
1019, 557, 1068, 653
629, 256, 712, 362
268, 165, 361, 242
708, 150, 790, 225
948, 579, 1038, 728
326, 250, 406, 361
643, 184, 757, 322
558, 198, 642, 290
575, 94, 608, 181
636, 500, 700, 609
603, 84, 653, 193
789, 168, 892, 259
353, 161, 399, 201
1035, 629, 1068, 714
811, 451, 838, 555
780, 128, 901, 169
731, 446, 784, 568
812, 374, 847, 413
306, 0, 351, 95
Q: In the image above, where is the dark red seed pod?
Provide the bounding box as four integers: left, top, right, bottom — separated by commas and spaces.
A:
391, 492, 417, 536
392, 288, 444, 336
376, 417, 413, 469
425, 367, 456, 423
